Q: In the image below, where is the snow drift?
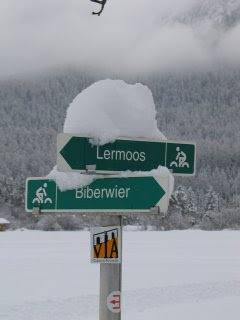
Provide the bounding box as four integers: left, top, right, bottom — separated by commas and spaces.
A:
63, 79, 166, 144
49, 79, 173, 193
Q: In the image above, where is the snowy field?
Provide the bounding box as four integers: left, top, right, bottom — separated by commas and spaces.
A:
1, 230, 240, 320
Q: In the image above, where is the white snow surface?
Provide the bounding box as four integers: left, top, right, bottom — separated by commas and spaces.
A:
1, 230, 240, 320
50, 79, 173, 192
47, 166, 96, 191
0, 218, 9, 224
63, 79, 166, 144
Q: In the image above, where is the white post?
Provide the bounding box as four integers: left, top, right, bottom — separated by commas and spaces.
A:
99, 215, 122, 320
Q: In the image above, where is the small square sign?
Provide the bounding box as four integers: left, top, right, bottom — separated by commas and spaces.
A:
90, 226, 122, 264
166, 142, 196, 175
26, 178, 56, 211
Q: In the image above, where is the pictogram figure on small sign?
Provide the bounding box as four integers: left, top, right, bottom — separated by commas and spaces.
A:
170, 147, 190, 168
90, 226, 121, 263
94, 230, 118, 259
32, 183, 53, 204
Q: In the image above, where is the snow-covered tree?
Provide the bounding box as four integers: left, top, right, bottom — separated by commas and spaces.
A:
0, 66, 240, 229
204, 186, 220, 213
171, 186, 198, 217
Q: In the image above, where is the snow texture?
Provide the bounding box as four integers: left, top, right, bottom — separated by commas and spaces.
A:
0, 218, 9, 224
1, 230, 240, 320
48, 165, 174, 195
50, 79, 173, 192
63, 79, 166, 144
47, 166, 96, 192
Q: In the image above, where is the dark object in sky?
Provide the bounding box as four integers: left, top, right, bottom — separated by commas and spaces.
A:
90, 0, 107, 16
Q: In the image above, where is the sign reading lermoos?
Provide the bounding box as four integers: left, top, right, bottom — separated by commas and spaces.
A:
25, 176, 169, 214
57, 134, 196, 176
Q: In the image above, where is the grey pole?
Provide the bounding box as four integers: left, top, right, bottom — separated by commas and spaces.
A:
99, 215, 122, 320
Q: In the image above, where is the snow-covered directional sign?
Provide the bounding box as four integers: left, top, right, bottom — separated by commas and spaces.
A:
57, 134, 196, 176
90, 226, 121, 263
25, 175, 169, 214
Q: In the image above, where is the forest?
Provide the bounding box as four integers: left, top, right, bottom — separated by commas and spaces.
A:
0, 66, 239, 230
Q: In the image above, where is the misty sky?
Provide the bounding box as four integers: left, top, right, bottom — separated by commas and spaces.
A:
0, 0, 240, 77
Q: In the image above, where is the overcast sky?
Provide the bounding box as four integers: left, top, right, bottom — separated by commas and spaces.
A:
0, 0, 240, 77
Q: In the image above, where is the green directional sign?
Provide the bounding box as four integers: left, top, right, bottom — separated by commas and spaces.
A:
57, 134, 196, 176
166, 143, 195, 175
25, 176, 169, 214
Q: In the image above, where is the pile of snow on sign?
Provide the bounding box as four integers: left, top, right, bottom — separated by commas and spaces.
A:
48, 166, 95, 191
63, 79, 166, 144
49, 79, 173, 193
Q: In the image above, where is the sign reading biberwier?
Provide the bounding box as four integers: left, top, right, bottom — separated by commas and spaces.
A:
57, 134, 196, 176
25, 175, 170, 214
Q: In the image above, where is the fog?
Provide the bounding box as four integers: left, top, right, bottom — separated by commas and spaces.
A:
0, 0, 240, 77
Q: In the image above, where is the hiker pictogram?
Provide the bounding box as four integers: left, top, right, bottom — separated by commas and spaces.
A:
170, 147, 190, 168
107, 291, 121, 313
32, 183, 53, 204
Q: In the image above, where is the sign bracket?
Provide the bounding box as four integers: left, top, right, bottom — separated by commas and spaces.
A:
32, 206, 41, 216
86, 164, 97, 173
150, 206, 160, 215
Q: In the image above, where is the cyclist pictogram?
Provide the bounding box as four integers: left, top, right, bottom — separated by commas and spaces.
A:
170, 146, 190, 168
32, 183, 53, 204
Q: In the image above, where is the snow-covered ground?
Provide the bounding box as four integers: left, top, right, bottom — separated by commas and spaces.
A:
0, 231, 240, 320
0, 230, 240, 320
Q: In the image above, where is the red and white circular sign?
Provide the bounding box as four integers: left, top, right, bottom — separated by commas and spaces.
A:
107, 291, 121, 313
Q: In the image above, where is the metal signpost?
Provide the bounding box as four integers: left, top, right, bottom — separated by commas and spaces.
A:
99, 215, 122, 320
91, 219, 123, 320
26, 174, 170, 320
27, 132, 196, 320
57, 134, 196, 176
